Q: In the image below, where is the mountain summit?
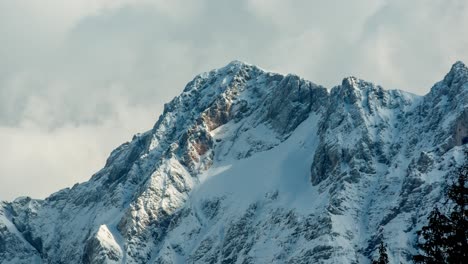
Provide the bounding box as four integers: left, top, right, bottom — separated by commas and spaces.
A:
1, 61, 467, 264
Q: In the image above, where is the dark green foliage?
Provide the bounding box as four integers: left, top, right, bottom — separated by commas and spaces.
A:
372, 241, 389, 264
413, 163, 468, 264
413, 207, 451, 263
445, 164, 468, 263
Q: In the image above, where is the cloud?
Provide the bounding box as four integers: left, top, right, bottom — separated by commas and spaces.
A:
0, 0, 467, 200
352, 0, 468, 90
0, 95, 157, 201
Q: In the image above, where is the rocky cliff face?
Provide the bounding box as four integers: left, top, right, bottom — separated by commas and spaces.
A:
0, 61, 467, 264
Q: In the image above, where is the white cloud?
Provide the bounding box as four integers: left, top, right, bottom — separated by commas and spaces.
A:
0, 96, 157, 201
0, 0, 467, 200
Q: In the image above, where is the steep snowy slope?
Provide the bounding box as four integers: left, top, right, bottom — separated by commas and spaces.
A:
0, 61, 467, 264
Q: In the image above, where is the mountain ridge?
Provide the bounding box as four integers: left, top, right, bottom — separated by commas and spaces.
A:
0, 60, 467, 264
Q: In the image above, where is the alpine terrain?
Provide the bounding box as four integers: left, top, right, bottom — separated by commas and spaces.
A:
1, 61, 467, 264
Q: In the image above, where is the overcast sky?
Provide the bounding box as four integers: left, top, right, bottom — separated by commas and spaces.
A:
1, 0, 467, 201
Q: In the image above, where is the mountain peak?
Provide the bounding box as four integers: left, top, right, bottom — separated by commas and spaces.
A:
2, 61, 467, 264
443, 60, 468, 85
217, 60, 255, 73
451, 60, 467, 71
333, 76, 377, 104
225, 59, 251, 67
428, 60, 468, 98
341, 76, 360, 89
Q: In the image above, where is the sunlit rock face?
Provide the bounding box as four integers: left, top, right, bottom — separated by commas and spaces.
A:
1, 61, 467, 264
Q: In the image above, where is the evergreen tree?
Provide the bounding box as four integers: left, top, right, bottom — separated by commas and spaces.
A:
372, 240, 389, 264
445, 164, 468, 264
413, 162, 468, 264
413, 207, 451, 263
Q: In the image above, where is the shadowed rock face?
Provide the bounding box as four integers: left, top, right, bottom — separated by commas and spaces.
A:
453, 109, 468, 146
82, 225, 122, 264
0, 61, 467, 264
310, 78, 411, 187
264, 74, 328, 135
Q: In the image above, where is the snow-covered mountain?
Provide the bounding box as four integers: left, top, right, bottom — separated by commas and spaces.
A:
1, 61, 467, 264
